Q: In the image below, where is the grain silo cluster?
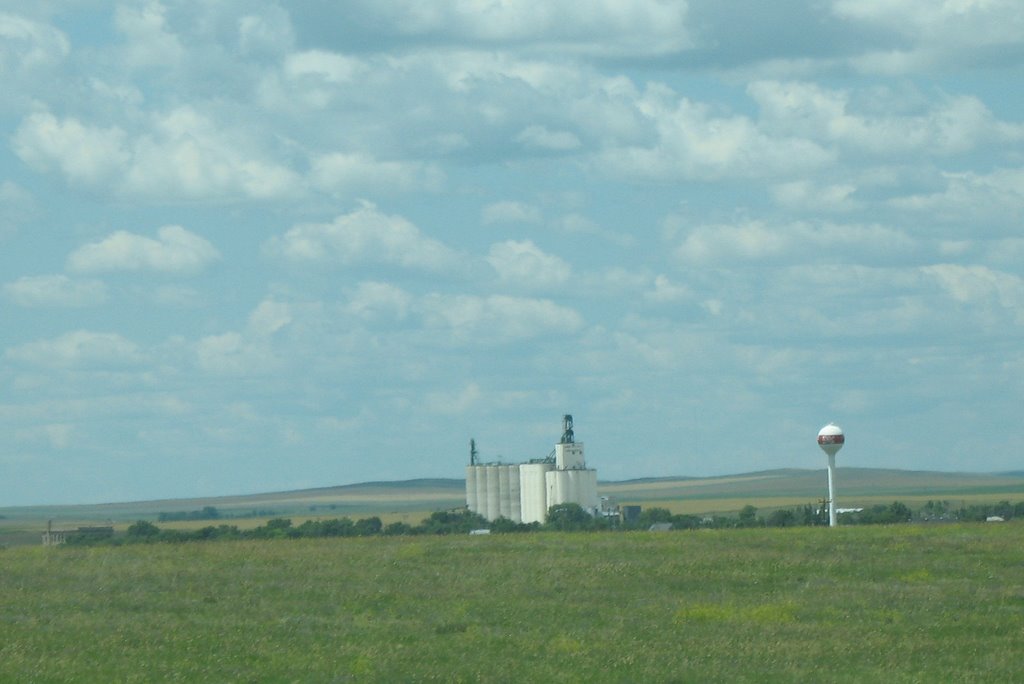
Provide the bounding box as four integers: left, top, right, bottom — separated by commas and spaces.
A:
465, 415, 599, 523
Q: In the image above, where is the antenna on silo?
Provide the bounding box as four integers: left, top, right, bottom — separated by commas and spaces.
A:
561, 414, 574, 444
817, 423, 845, 527
470, 438, 478, 465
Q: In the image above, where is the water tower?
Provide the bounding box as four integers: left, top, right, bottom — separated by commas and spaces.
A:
817, 423, 844, 527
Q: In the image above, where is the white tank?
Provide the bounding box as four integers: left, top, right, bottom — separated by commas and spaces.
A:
507, 465, 522, 523
546, 469, 599, 512
466, 465, 478, 514
475, 465, 488, 517
573, 469, 599, 511
485, 465, 501, 521
498, 465, 511, 519
519, 462, 554, 524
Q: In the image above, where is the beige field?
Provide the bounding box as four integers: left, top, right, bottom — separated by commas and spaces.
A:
4, 468, 1024, 546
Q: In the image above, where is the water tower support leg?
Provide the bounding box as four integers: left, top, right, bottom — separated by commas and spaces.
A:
827, 454, 837, 527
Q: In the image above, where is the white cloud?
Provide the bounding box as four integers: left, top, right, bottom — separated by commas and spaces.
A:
346, 281, 411, 321
67, 225, 220, 275
889, 168, 1024, 224
195, 332, 256, 375
923, 264, 1024, 313
13, 111, 130, 185
834, 0, 1024, 71
123, 107, 302, 199
267, 203, 460, 272
195, 299, 293, 375
3, 275, 107, 307
597, 85, 834, 181
481, 201, 543, 225
487, 240, 570, 289
238, 8, 295, 56
6, 330, 142, 368
749, 80, 1023, 155
771, 180, 859, 212
0, 12, 69, 70
557, 213, 634, 247
360, 0, 693, 56
285, 49, 364, 84
114, 1, 185, 70
13, 107, 301, 200
0, 181, 35, 238
420, 294, 583, 342
310, 152, 444, 196
675, 219, 914, 265
247, 300, 292, 337
516, 125, 581, 151
645, 275, 691, 304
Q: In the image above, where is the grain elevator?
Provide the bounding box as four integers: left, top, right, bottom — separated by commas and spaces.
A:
465, 415, 599, 524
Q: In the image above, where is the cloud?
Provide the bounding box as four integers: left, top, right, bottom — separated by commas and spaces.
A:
336, 1, 693, 57
67, 225, 220, 275
266, 203, 460, 272
345, 281, 411, 321
310, 152, 444, 196
247, 300, 292, 336
195, 299, 293, 374
923, 264, 1024, 313
749, 81, 1024, 156
420, 294, 583, 343
516, 125, 581, 151
0, 181, 35, 238
487, 240, 570, 289
13, 107, 301, 200
238, 8, 295, 57
12, 111, 130, 185
114, 1, 185, 70
123, 107, 302, 199
596, 85, 834, 181
674, 219, 914, 265
888, 168, 1024, 227
482, 201, 543, 225
833, 0, 1024, 71
3, 275, 107, 307
771, 180, 859, 212
0, 12, 69, 74
644, 275, 691, 304
6, 330, 143, 368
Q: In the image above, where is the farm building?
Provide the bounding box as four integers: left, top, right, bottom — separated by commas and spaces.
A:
42, 521, 114, 546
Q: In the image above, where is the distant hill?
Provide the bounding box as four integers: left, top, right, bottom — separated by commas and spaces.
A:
600, 468, 1024, 512
4, 468, 1024, 525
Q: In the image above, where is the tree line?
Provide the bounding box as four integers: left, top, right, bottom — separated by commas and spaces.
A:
62, 498, 1024, 546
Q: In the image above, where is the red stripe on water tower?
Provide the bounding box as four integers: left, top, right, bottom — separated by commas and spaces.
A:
818, 434, 845, 445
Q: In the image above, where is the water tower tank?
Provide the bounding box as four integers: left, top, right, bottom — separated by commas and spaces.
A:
817, 423, 845, 457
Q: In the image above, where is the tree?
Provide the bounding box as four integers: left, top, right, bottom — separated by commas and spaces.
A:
384, 521, 412, 536
354, 516, 383, 536
766, 509, 797, 528
126, 520, 160, 538
738, 505, 760, 527
545, 503, 593, 531
635, 507, 673, 529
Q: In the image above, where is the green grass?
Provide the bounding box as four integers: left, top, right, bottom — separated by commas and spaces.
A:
2, 524, 1023, 682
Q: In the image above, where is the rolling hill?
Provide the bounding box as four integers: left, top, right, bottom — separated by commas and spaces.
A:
4, 468, 1024, 532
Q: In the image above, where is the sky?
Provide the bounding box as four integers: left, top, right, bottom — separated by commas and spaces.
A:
2, 1, 1023, 506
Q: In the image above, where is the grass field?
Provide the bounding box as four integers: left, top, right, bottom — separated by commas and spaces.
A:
2, 523, 1023, 682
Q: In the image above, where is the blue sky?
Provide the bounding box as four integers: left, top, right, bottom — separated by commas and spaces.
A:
2, 1, 1023, 506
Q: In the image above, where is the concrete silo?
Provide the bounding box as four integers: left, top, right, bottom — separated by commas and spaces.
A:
519, 461, 555, 524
